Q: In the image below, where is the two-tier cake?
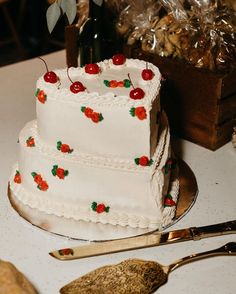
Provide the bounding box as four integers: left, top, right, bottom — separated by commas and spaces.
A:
9, 54, 179, 231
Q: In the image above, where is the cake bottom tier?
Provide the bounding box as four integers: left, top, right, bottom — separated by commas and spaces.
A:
9, 118, 179, 230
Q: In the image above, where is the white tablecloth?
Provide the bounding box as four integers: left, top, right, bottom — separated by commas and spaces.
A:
0, 50, 236, 294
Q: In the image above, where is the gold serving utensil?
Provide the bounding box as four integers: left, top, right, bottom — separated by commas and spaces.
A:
50, 220, 236, 260
60, 242, 236, 294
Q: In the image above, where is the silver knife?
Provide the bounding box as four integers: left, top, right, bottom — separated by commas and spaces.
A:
49, 220, 236, 260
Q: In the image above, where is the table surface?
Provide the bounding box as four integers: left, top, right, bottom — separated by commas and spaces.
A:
0, 50, 236, 294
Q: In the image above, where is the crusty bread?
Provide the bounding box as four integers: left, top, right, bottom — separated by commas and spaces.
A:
0, 260, 38, 294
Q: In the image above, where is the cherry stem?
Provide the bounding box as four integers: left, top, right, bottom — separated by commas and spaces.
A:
66, 67, 73, 83
127, 73, 134, 89
38, 57, 49, 73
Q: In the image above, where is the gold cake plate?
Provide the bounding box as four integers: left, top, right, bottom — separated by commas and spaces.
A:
8, 159, 198, 241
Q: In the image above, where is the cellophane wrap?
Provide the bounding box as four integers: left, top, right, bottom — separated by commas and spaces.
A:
115, 0, 236, 72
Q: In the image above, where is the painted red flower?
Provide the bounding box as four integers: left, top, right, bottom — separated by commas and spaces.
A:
96, 203, 106, 213
139, 156, 149, 166
26, 136, 35, 147
135, 107, 147, 120
58, 248, 74, 256
14, 171, 21, 184
34, 174, 43, 185
84, 107, 93, 118
91, 112, 100, 123
56, 168, 65, 179
164, 195, 176, 207
61, 144, 70, 153
37, 90, 46, 104
39, 180, 49, 191
109, 80, 118, 88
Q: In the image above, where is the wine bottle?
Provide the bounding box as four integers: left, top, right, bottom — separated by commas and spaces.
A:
78, 0, 103, 66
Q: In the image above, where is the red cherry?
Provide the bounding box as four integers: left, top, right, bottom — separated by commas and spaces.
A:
44, 71, 58, 83
39, 57, 58, 83
165, 197, 176, 207
85, 63, 100, 74
70, 81, 86, 93
141, 69, 154, 80
129, 88, 145, 100
112, 54, 126, 65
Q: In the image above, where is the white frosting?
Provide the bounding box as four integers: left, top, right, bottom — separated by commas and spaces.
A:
36, 59, 161, 159
9, 57, 179, 230
9, 113, 179, 229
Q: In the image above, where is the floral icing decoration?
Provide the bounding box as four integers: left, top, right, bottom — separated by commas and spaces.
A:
91, 202, 110, 213
14, 170, 21, 184
31, 172, 48, 191
129, 106, 147, 120
164, 194, 176, 207
35, 88, 47, 104
26, 136, 35, 147
81, 106, 104, 123
103, 79, 131, 88
164, 158, 176, 174
134, 156, 153, 167
51, 165, 69, 179
58, 248, 74, 256
57, 141, 74, 153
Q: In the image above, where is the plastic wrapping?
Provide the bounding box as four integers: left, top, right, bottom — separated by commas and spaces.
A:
116, 0, 236, 72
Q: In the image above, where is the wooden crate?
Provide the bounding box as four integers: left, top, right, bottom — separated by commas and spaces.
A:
124, 45, 236, 150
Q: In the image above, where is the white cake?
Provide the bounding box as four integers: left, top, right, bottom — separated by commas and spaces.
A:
9, 55, 179, 230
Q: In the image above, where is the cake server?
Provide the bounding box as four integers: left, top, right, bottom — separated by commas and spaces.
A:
49, 220, 236, 260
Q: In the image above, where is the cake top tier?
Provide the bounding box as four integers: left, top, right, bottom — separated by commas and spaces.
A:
36, 55, 162, 107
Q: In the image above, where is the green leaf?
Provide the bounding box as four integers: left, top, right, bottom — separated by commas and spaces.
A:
64, 170, 69, 176
103, 80, 109, 87
62, 0, 77, 25
148, 159, 153, 166
51, 165, 58, 176
35, 88, 40, 97
31, 172, 36, 178
91, 202, 97, 211
46, 2, 61, 33
99, 114, 104, 121
105, 206, 110, 213
81, 106, 85, 113
134, 158, 140, 165
129, 107, 135, 116
57, 141, 62, 150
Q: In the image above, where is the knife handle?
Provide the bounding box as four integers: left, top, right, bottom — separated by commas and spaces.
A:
191, 220, 236, 240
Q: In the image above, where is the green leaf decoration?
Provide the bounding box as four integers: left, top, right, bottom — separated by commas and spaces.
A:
134, 158, 140, 165
37, 184, 41, 190
35, 88, 40, 97
31, 172, 36, 178
63, 0, 77, 25
57, 141, 62, 150
166, 194, 173, 199
148, 159, 154, 166
81, 106, 86, 113
124, 79, 131, 88
129, 107, 135, 117
103, 80, 109, 87
99, 114, 104, 122
105, 206, 110, 213
46, 2, 61, 33
64, 170, 69, 176
51, 165, 58, 176
91, 202, 97, 211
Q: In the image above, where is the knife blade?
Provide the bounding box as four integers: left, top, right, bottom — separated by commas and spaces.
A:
49, 220, 236, 260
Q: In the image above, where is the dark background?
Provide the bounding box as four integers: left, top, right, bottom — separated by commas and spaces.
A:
0, 0, 66, 67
